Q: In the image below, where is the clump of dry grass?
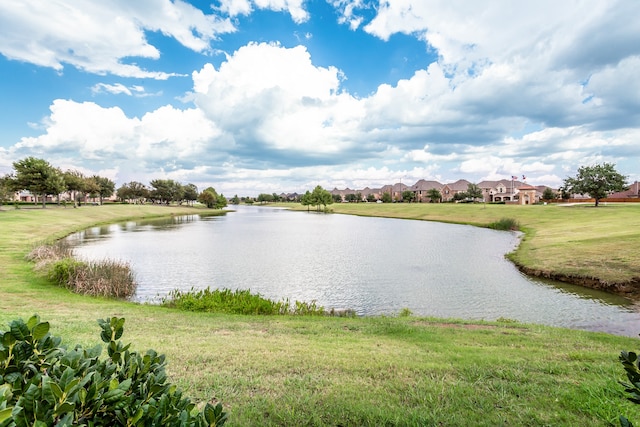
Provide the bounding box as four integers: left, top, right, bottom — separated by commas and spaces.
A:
71, 259, 136, 298
27, 241, 136, 299
26, 240, 73, 271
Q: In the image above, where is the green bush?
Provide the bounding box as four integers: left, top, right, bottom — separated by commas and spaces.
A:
619, 351, 640, 426
48, 258, 85, 286
487, 217, 520, 231
162, 287, 328, 316
0, 315, 227, 427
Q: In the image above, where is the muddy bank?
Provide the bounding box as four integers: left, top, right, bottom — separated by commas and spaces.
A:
516, 264, 640, 298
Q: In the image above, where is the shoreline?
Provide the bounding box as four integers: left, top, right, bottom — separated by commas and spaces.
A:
297, 202, 640, 300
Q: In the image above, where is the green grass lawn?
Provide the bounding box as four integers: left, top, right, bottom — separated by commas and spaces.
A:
2, 203, 640, 425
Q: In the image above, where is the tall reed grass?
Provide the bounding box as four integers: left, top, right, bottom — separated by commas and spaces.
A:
487, 217, 521, 231
27, 241, 136, 299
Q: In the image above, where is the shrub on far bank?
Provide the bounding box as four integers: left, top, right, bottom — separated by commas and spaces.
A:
487, 217, 520, 231
0, 315, 227, 426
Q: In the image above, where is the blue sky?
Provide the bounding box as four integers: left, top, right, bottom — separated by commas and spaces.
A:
1, 0, 639, 196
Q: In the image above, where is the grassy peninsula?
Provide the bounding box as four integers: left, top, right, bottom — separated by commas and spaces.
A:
1, 203, 640, 425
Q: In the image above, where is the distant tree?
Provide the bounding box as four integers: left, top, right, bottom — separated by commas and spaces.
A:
332, 194, 342, 203
12, 157, 63, 208
116, 184, 131, 202
48, 168, 67, 205
563, 163, 628, 207
366, 193, 376, 203
452, 192, 467, 202
381, 192, 392, 203
217, 193, 228, 209
83, 176, 101, 204
91, 175, 115, 205
117, 181, 149, 204
402, 190, 415, 203
355, 192, 362, 202
198, 187, 226, 209
198, 187, 217, 208
310, 185, 333, 212
300, 191, 313, 211
272, 193, 280, 203
542, 187, 556, 201
0, 174, 14, 208
345, 193, 357, 203
182, 183, 199, 206
63, 170, 86, 207
466, 183, 483, 201
257, 193, 274, 204
426, 188, 442, 203
149, 179, 183, 204
230, 194, 240, 205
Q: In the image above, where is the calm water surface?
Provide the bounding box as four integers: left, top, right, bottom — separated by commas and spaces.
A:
65, 205, 640, 336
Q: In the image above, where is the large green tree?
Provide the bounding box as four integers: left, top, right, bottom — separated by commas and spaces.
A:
91, 175, 116, 205
198, 187, 227, 209
310, 185, 333, 212
150, 179, 184, 204
182, 183, 199, 206
426, 188, 442, 203
563, 163, 628, 207
257, 193, 274, 204
12, 157, 64, 208
63, 170, 86, 207
466, 183, 483, 201
117, 181, 149, 204
300, 191, 313, 211
402, 190, 415, 203
0, 174, 14, 208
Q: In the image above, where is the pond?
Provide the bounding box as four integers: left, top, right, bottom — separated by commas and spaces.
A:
65, 205, 640, 337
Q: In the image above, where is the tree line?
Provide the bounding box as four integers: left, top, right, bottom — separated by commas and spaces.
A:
0, 157, 226, 209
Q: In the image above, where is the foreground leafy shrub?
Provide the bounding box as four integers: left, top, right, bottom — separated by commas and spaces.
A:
487, 217, 520, 231
0, 315, 227, 426
619, 351, 640, 426
162, 287, 329, 316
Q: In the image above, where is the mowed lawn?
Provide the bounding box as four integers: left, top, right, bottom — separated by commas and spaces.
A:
2, 203, 640, 426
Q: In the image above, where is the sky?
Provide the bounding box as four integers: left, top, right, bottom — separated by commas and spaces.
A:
1, 0, 639, 196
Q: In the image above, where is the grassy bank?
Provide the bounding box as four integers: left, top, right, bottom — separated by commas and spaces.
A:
2, 204, 640, 425
309, 202, 640, 288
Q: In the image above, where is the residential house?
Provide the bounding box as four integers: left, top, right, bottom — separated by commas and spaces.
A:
608, 181, 640, 198
359, 187, 380, 201
410, 179, 444, 202
440, 179, 470, 202
477, 179, 524, 202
